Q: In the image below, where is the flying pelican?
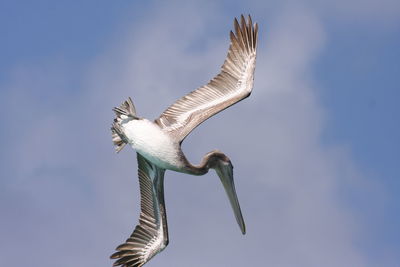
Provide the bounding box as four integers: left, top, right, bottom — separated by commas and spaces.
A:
110, 15, 258, 267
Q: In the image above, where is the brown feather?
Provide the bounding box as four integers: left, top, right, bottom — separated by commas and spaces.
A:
155, 15, 258, 143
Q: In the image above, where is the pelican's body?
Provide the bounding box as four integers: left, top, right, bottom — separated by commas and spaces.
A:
123, 119, 184, 171
110, 15, 258, 267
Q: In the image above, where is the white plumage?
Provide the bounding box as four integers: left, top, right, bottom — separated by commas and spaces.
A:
122, 119, 183, 171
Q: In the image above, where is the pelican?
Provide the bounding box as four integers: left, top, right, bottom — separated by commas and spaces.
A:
110, 15, 258, 267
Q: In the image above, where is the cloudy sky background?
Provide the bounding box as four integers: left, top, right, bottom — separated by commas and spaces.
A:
1, 0, 399, 266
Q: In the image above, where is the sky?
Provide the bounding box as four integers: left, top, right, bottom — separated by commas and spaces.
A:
0, 0, 399, 266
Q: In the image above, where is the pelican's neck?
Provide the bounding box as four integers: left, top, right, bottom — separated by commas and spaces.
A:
183, 150, 228, 175
185, 162, 208, 175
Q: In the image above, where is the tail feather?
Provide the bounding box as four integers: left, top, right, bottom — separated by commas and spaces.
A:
111, 123, 126, 153
113, 97, 137, 121
111, 97, 137, 153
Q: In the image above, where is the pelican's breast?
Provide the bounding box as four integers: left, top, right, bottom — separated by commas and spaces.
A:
122, 119, 183, 170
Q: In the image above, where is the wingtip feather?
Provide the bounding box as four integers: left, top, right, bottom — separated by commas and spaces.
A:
231, 14, 258, 53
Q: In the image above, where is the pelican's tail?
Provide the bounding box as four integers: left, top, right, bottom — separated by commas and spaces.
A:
113, 97, 137, 122
111, 97, 138, 153
111, 123, 126, 153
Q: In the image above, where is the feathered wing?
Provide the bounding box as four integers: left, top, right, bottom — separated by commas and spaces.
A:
155, 15, 258, 142
111, 153, 169, 267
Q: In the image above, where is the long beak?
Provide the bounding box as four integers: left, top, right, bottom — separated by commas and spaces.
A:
215, 161, 246, 234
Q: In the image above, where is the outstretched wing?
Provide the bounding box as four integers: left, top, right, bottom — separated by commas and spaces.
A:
111, 153, 168, 267
155, 15, 258, 142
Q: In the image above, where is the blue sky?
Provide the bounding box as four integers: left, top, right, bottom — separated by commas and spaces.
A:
1, 1, 399, 266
